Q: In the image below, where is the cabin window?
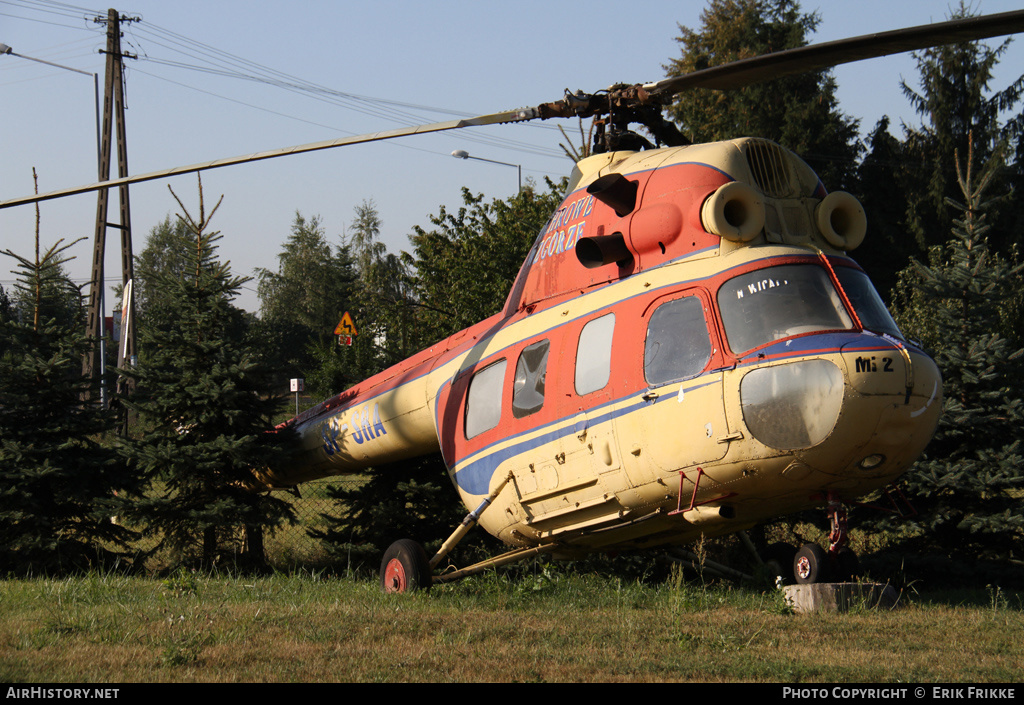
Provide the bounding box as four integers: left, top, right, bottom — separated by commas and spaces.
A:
575, 313, 615, 395
465, 359, 507, 439
512, 340, 549, 418
717, 264, 854, 355
644, 296, 712, 385
833, 266, 903, 340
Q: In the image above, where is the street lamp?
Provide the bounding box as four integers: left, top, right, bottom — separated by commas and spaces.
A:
0, 43, 101, 177
451, 149, 522, 193
2, 42, 107, 402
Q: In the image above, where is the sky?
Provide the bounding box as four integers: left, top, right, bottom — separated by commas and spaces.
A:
2, 0, 1024, 314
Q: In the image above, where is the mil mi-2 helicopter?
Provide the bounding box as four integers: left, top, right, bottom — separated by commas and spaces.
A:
5, 9, 1023, 591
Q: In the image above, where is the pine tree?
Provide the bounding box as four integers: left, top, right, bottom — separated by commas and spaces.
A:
119, 180, 294, 567
0, 235, 133, 573
890, 141, 1024, 566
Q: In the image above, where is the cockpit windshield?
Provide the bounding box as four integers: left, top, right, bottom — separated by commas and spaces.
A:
717, 264, 854, 355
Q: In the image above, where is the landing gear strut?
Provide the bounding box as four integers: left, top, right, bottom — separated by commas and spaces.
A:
792, 492, 860, 584
380, 472, 549, 593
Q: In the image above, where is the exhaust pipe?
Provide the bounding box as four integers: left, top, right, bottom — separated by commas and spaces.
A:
575, 232, 633, 268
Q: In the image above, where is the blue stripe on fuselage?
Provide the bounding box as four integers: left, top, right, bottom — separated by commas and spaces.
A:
449, 330, 916, 495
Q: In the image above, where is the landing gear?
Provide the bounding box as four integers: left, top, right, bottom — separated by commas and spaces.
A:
380, 539, 432, 593
379, 472, 521, 593
790, 493, 862, 584
794, 543, 831, 584
825, 492, 861, 582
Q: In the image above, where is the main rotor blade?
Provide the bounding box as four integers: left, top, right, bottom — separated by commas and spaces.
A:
644, 9, 1024, 96
0, 108, 537, 209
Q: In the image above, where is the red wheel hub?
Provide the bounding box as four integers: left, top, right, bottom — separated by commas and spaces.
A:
383, 558, 408, 593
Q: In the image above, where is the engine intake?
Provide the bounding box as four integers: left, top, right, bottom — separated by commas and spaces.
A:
815, 191, 867, 251
700, 181, 765, 242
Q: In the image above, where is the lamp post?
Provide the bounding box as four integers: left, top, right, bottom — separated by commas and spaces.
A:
0, 43, 102, 178
451, 150, 522, 193
2, 42, 107, 402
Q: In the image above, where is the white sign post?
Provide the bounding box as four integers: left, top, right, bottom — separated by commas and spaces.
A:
290, 378, 304, 415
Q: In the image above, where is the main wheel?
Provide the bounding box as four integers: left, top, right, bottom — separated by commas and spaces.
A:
380, 539, 432, 593
793, 543, 831, 584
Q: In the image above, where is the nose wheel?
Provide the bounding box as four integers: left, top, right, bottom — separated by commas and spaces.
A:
794, 543, 831, 583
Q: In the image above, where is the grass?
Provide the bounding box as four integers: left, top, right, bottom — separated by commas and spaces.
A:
1, 566, 1022, 683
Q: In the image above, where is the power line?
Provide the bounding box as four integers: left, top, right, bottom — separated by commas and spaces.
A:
3, 2, 567, 163
122, 19, 567, 160
0, 0, 103, 29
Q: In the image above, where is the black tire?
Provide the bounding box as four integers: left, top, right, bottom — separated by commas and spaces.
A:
763, 542, 798, 585
380, 539, 432, 593
793, 543, 831, 584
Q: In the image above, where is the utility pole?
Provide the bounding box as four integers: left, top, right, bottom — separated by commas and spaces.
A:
83, 8, 139, 401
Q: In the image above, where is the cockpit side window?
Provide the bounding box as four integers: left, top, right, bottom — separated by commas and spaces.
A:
465, 359, 507, 439
644, 296, 712, 385
833, 266, 904, 340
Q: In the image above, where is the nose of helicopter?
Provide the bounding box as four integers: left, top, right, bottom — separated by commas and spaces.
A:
809, 334, 943, 480
837, 335, 942, 474
735, 332, 942, 484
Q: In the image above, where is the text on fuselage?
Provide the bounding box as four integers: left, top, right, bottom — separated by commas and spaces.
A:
534, 195, 594, 264
321, 403, 388, 456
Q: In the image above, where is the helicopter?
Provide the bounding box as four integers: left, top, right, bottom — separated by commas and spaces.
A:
4, 9, 1024, 591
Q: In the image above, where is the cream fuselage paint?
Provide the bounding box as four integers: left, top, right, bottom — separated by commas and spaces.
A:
270, 138, 942, 556
440, 246, 941, 551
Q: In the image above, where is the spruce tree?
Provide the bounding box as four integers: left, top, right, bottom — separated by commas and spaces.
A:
0, 236, 132, 573
890, 141, 1024, 566
308, 453, 471, 570
126, 215, 194, 334
856, 1, 1024, 303
898, 1, 1024, 259
119, 180, 294, 567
